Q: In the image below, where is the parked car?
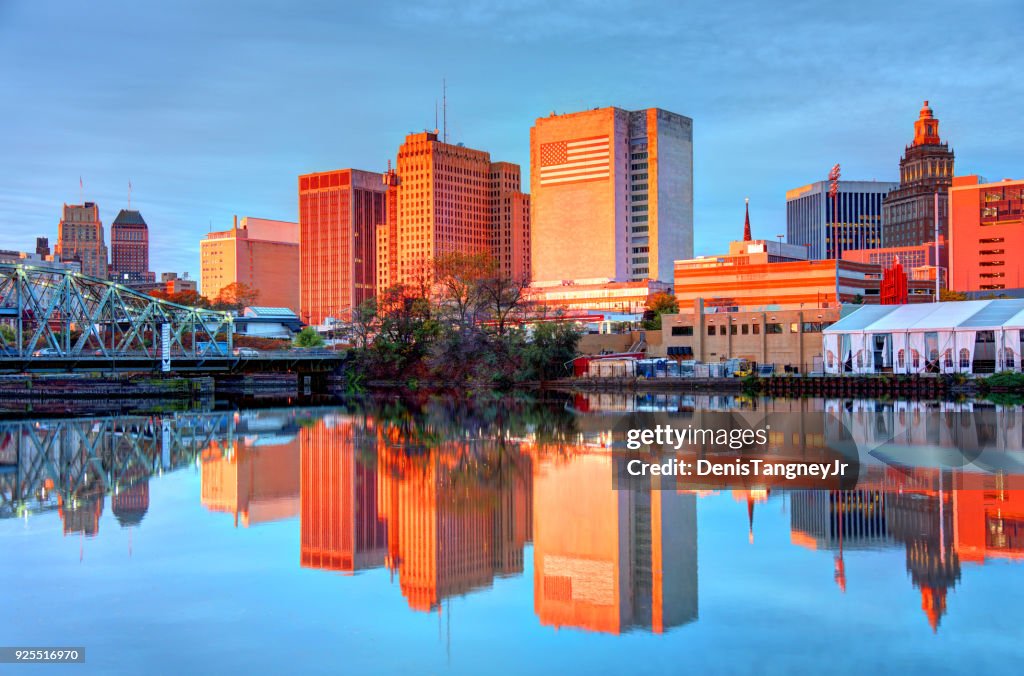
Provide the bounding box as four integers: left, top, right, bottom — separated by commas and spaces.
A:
32, 347, 61, 357
233, 347, 260, 358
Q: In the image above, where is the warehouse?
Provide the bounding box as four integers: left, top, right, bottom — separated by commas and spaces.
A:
822, 299, 1024, 375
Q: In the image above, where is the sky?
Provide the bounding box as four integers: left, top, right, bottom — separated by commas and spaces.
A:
1, 0, 1021, 278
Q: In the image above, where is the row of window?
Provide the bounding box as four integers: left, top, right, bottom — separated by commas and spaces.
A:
672, 321, 830, 337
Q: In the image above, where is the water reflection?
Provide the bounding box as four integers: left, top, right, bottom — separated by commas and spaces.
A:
2, 394, 1023, 638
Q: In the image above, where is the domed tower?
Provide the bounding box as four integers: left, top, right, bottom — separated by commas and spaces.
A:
882, 101, 955, 250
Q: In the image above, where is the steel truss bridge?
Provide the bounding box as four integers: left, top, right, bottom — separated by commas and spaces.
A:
0, 412, 237, 522
0, 264, 342, 373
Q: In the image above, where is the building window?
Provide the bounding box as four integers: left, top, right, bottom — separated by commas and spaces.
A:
855, 350, 863, 368
912, 349, 921, 369
944, 349, 953, 369
1005, 348, 1016, 370
752, 324, 760, 335
826, 351, 834, 369
790, 323, 800, 333
730, 324, 737, 335
898, 349, 905, 369
802, 322, 824, 333
672, 326, 693, 336
741, 324, 749, 335
766, 323, 783, 334
707, 325, 716, 336
959, 348, 970, 368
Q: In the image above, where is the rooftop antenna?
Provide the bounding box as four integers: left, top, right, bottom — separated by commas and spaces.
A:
443, 78, 448, 144
79, 175, 84, 204
434, 98, 439, 134
128, 179, 132, 209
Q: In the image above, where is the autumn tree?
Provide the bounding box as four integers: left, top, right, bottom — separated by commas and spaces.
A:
642, 291, 679, 330
213, 282, 260, 312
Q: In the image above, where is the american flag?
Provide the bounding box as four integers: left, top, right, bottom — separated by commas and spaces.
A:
539, 135, 611, 186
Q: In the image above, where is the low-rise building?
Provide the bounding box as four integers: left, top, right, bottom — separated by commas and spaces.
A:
653, 299, 841, 373
525, 278, 671, 316
949, 175, 1024, 294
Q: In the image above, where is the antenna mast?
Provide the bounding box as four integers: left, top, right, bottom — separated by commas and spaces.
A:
442, 78, 447, 143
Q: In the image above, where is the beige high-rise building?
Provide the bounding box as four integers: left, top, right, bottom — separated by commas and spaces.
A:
55, 202, 108, 278
200, 216, 299, 313
530, 107, 693, 285
376, 131, 530, 290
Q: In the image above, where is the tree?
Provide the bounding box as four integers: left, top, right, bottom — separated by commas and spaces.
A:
433, 251, 495, 329
149, 289, 211, 308
0, 324, 15, 348
477, 273, 529, 336
940, 288, 968, 302
522, 321, 582, 381
293, 326, 325, 348
642, 292, 679, 330
213, 282, 260, 312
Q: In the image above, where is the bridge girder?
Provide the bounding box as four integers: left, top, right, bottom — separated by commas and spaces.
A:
0, 264, 233, 359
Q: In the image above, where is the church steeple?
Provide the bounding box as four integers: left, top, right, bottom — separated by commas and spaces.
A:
743, 198, 752, 241
913, 100, 941, 146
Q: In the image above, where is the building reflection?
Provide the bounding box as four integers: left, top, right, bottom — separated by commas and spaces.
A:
4, 403, 1024, 638
201, 416, 301, 528
532, 453, 698, 634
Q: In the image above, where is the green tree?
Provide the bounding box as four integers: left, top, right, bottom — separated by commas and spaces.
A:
642, 291, 679, 330
0, 324, 14, 347
293, 326, 325, 348
940, 288, 968, 302
433, 251, 495, 329
522, 321, 582, 381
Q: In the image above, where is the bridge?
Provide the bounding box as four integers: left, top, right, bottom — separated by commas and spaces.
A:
0, 263, 343, 373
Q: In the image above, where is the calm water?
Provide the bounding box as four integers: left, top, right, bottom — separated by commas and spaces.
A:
2, 394, 1023, 675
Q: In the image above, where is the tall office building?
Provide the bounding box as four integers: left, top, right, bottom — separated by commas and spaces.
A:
200, 216, 299, 313
109, 209, 154, 284
786, 180, 898, 260
55, 202, 108, 278
949, 175, 1024, 293
882, 101, 955, 248
530, 107, 693, 284
376, 131, 531, 290
299, 169, 388, 326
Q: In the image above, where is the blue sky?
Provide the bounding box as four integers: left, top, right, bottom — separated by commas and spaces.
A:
1, 0, 1021, 278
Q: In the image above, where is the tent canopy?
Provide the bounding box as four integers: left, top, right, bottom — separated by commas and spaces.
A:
825, 299, 1024, 335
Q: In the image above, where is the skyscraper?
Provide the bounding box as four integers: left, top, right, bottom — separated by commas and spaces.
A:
882, 101, 955, 248
529, 107, 693, 284
55, 202, 108, 278
786, 180, 898, 260
109, 209, 154, 284
299, 169, 388, 326
375, 131, 531, 290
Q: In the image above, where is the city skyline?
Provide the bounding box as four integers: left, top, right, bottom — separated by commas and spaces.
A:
2, 1, 1021, 278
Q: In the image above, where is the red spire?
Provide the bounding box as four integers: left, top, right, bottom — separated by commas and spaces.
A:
921, 586, 947, 633
743, 198, 752, 241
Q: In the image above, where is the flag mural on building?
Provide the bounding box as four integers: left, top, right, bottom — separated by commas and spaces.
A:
538, 136, 611, 186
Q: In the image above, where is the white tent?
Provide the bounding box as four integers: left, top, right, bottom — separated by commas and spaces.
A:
822, 299, 1024, 375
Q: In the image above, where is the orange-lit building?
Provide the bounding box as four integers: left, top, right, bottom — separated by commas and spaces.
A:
530, 107, 693, 285
842, 241, 946, 288
949, 175, 1024, 293
525, 278, 671, 315
200, 434, 301, 527
674, 239, 936, 311
299, 169, 389, 326
532, 453, 697, 634
200, 216, 299, 313
299, 419, 388, 573
376, 131, 530, 290
882, 101, 955, 248
55, 202, 108, 278
161, 271, 197, 294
